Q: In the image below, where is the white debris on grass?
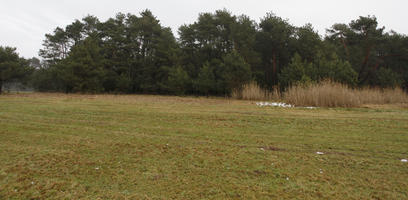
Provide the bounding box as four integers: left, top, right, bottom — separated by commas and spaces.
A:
402, 159, 408, 163
95, 167, 100, 170
260, 148, 265, 151
319, 169, 323, 174
286, 177, 290, 181
316, 152, 325, 155
256, 102, 317, 109
256, 102, 293, 108
303, 107, 317, 109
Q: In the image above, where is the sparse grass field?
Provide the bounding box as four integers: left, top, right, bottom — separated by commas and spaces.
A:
1, 93, 408, 199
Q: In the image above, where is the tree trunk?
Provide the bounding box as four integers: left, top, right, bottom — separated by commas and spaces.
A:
273, 53, 277, 76
341, 37, 349, 56
272, 53, 277, 85
358, 45, 373, 83
0, 80, 3, 94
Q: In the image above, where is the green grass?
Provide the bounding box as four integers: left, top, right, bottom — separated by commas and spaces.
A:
1, 93, 407, 199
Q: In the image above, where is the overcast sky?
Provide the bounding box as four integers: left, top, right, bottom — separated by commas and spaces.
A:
1, 0, 407, 58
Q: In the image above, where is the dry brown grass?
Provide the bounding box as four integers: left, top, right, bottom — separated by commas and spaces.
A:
283, 80, 408, 107
357, 87, 408, 105
231, 81, 281, 101
283, 81, 359, 107
231, 80, 408, 108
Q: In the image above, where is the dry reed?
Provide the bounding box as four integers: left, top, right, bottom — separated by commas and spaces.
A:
232, 80, 408, 107
231, 82, 281, 101
284, 80, 408, 107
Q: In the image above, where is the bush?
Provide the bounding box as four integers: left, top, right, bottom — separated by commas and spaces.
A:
167, 66, 190, 95
312, 53, 358, 86
195, 62, 217, 96
278, 53, 313, 88
279, 53, 359, 90
220, 51, 252, 93
375, 67, 403, 88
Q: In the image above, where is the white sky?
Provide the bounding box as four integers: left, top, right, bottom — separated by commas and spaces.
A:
1, 0, 407, 58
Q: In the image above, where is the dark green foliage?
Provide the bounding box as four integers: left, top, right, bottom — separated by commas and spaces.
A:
37, 10, 179, 94
325, 16, 408, 88
375, 68, 403, 88
278, 53, 313, 88
279, 53, 358, 88
195, 62, 216, 95
166, 66, 191, 95
32, 10, 408, 95
312, 53, 358, 86
256, 13, 294, 88
0, 46, 32, 93
31, 65, 63, 92
220, 51, 252, 93
294, 24, 322, 63
232, 15, 261, 74
178, 10, 239, 79
59, 37, 106, 93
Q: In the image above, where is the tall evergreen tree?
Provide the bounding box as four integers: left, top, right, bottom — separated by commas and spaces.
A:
256, 13, 294, 88
59, 37, 106, 93
34, 11, 408, 94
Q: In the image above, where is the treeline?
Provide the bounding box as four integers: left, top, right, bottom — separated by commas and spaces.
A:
9, 9, 408, 95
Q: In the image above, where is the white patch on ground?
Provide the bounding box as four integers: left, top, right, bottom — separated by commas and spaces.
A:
303, 107, 317, 109
402, 159, 408, 162
256, 102, 317, 109
256, 102, 293, 108
316, 152, 325, 155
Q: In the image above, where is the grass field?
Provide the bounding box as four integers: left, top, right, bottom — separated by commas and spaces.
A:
1, 93, 407, 199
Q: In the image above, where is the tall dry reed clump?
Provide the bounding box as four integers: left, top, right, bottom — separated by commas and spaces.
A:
283, 81, 359, 107
231, 81, 280, 101
283, 80, 408, 107
357, 87, 408, 105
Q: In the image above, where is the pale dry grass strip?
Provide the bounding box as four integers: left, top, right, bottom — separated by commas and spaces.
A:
231, 82, 281, 101
231, 80, 408, 107
283, 80, 408, 107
